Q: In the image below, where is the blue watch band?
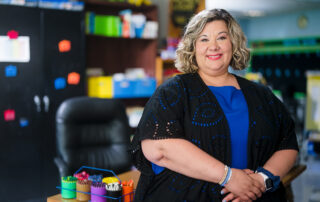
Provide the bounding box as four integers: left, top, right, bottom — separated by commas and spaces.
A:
256, 167, 280, 192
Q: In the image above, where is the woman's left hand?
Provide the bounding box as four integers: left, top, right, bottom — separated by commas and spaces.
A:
221, 169, 263, 202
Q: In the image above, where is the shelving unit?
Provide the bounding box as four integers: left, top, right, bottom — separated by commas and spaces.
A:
84, 1, 159, 133
250, 36, 320, 93
84, 0, 158, 77
155, 57, 183, 86
155, 57, 173, 85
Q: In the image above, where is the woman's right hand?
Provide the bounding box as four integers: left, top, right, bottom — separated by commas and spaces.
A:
223, 168, 263, 201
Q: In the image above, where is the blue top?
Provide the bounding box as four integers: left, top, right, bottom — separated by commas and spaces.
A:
208, 86, 249, 169
151, 85, 249, 174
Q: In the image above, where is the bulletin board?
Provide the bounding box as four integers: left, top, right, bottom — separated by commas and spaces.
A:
168, 0, 205, 38
305, 71, 320, 131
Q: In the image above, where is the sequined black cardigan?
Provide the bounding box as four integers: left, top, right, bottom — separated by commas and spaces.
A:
130, 73, 299, 202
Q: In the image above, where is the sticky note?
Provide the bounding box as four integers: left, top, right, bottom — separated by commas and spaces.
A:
58, 40, 71, 52
7, 30, 19, 39
20, 118, 29, 127
54, 77, 66, 90
4, 109, 15, 121
5, 65, 18, 77
67, 72, 80, 85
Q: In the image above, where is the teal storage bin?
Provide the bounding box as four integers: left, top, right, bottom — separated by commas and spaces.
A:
113, 78, 156, 98
133, 78, 156, 97
113, 79, 135, 98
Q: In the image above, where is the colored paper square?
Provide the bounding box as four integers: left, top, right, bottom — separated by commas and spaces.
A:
67, 72, 80, 85
7, 30, 19, 39
4, 109, 15, 121
54, 77, 67, 90
20, 118, 29, 127
5, 65, 17, 77
58, 40, 71, 52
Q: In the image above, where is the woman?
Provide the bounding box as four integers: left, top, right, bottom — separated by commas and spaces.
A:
130, 9, 298, 202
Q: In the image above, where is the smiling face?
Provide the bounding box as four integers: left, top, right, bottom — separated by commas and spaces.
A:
195, 20, 233, 77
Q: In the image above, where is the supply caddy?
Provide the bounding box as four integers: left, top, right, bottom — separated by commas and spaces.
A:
56, 166, 135, 202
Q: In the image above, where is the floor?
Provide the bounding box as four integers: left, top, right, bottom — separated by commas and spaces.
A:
292, 154, 320, 202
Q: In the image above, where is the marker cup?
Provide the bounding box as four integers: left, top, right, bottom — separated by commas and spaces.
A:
106, 189, 122, 202
61, 176, 77, 199
91, 182, 107, 202
122, 184, 133, 202
76, 180, 91, 201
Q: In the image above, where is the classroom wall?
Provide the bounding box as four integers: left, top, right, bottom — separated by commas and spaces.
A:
238, 9, 320, 41
150, 0, 170, 42
151, 1, 320, 44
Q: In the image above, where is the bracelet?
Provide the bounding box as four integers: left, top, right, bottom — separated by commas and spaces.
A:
218, 165, 228, 185
221, 167, 232, 186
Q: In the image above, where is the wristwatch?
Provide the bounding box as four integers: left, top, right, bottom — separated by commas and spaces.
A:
257, 172, 273, 192
256, 167, 280, 192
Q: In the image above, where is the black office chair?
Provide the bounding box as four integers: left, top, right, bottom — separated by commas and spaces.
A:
54, 96, 132, 177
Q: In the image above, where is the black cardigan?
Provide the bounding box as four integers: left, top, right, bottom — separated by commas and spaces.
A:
130, 73, 299, 202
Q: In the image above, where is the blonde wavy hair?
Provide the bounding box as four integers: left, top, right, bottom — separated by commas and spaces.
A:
175, 9, 250, 73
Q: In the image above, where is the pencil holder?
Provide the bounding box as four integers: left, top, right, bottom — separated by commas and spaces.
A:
106, 188, 122, 202
76, 179, 91, 201
56, 166, 135, 201
122, 181, 134, 202
91, 182, 107, 202
61, 176, 77, 199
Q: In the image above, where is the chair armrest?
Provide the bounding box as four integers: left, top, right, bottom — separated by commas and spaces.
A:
54, 157, 69, 177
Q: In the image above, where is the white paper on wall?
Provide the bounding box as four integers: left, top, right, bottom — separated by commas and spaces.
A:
311, 86, 320, 122
0, 36, 30, 63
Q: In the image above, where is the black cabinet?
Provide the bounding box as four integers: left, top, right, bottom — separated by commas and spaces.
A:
0, 5, 85, 201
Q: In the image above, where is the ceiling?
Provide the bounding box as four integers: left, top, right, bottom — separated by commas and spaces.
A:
205, 0, 320, 18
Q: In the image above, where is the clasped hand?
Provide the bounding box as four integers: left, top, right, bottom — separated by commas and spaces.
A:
221, 169, 265, 202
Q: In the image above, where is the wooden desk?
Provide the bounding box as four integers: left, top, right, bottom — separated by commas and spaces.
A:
47, 170, 140, 202
48, 165, 306, 202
